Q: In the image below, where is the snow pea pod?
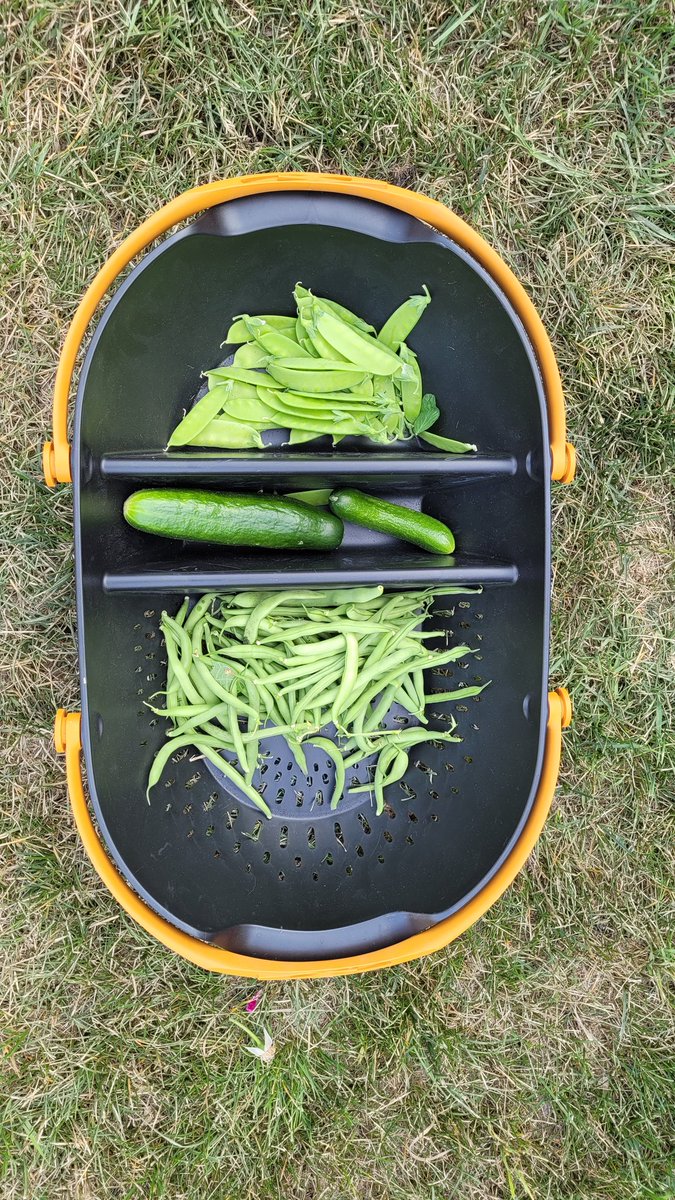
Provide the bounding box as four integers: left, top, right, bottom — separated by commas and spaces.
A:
206, 366, 277, 388
419, 430, 478, 453
232, 341, 269, 368
314, 308, 405, 376
222, 394, 278, 423
378, 286, 431, 350
186, 418, 265, 448
245, 319, 312, 359
167, 384, 232, 447
225, 314, 296, 343
294, 284, 375, 333
398, 343, 423, 423
267, 360, 368, 393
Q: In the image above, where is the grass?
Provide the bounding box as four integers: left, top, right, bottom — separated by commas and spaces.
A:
1, 0, 674, 1196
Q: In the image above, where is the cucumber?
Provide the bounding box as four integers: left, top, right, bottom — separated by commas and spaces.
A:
329, 488, 455, 555
124, 490, 344, 550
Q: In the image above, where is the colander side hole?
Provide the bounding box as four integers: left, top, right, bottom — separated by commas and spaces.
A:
323, 853, 333, 866
377, 854, 385, 864
262, 851, 271, 864
357, 813, 371, 835
278, 871, 285, 881
279, 826, 288, 849
334, 822, 345, 849
356, 845, 364, 857
243, 820, 262, 843
294, 857, 302, 868
312, 872, 319, 881
307, 827, 316, 849
384, 831, 393, 843
346, 865, 353, 876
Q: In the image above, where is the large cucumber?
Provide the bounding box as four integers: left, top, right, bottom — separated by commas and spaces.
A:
124, 490, 344, 550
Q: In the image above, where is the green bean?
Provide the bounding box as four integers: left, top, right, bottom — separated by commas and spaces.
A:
331, 633, 358, 728
146, 732, 230, 801
148, 585, 485, 819
306, 737, 346, 810
227, 702, 248, 775
191, 659, 256, 717
166, 596, 189, 710
166, 701, 235, 738
194, 742, 272, 818
288, 738, 308, 775
244, 590, 317, 644
426, 682, 491, 702
291, 634, 346, 658
361, 684, 398, 734
146, 701, 211, 720
161, 617, 204, 706
183, 593, 214, 635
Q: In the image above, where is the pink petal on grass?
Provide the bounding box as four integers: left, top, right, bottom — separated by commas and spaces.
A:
246, 989, 263, 1013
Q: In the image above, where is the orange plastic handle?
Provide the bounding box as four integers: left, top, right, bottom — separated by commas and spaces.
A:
54, 689, 571, 979
43, 172, 576, 486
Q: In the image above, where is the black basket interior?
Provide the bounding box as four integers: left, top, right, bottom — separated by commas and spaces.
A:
73, 192, 550, 961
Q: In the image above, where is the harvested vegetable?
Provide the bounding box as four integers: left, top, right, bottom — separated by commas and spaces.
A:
329, 488, 456, 555
123, 490, 344, 550
167, 284, 476, 452
145, 586, 489, 817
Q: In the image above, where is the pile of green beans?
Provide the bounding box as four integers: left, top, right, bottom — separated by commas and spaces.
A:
167, 284, 476, 453
146, 586, 489, 817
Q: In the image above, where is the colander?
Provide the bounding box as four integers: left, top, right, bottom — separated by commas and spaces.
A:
45, 173, 574, 980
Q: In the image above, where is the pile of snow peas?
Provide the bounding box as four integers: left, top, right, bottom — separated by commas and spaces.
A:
168, 284, 476, 452
146, 585, 489, 818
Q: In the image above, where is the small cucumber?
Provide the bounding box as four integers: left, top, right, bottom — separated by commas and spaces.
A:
329, 488, 455, 555
124, 490, 344, 550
